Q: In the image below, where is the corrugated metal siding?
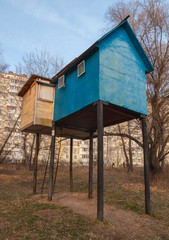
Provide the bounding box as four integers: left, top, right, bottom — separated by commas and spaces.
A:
98, 27, 147, 115
53, 50, 99, 121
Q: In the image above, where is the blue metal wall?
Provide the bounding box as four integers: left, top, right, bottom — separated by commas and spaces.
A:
53, 50, 99, 121
98, 27, 148, 115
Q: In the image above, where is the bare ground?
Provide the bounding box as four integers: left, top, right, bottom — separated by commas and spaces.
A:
1, 164, 169, 240
39, 192, 169, 240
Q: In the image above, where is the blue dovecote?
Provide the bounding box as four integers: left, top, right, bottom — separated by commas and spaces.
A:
49, 19, 153, 219
52, 19, 153, 125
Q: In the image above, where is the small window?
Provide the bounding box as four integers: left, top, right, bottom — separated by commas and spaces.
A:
38, 85, 53, 102
58, 75, 65, 89
77, 60, 85, 77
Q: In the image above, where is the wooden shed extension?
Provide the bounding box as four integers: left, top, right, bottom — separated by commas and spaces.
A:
18, 74, 54, 135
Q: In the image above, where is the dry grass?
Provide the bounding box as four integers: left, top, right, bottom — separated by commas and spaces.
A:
0, 163, 169, 240
151, 165, 169, 190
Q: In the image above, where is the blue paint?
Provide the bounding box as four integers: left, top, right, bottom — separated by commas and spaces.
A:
99, 20, 153, 73
53, 20, 153, 121
98, 26, 148, 114
53, 50, 99, 121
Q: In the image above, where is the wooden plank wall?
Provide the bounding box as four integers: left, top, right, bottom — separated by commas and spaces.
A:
20, 84, 36, 130
35, 99, 53, 127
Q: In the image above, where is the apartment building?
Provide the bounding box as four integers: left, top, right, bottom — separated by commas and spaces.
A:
0, 72, 27, 161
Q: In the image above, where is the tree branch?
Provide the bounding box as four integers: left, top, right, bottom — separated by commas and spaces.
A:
0, 114, 20, 156
104, 131, 143, 148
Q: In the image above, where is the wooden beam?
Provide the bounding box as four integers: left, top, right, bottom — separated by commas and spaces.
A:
35, 80, 55, 87
48, 122, 56, 201
141, 117, 151, 215
88, 132, 94, 198
70, 138, 73, 192
93, 100, 109, 106
56, 124, 90, 133
97, 101, 104, 221
33, 133, 40, 194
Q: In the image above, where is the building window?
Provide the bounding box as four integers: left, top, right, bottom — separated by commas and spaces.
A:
74, 148, 77, 154
10, 85, 18, 91
58, 75, 65, 89
7, 106, 16, 112
83, 148, 88, 152
77, 60, 85, 77
8, 98, 16, 104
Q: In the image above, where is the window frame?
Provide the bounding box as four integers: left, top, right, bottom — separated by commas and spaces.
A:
77, 60, 85, 77
38, 84, 53, 102
58, 75, 65, 89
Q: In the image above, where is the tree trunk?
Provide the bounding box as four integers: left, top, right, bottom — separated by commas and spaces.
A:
149, 146, 160, 174
118, 124, 129, 170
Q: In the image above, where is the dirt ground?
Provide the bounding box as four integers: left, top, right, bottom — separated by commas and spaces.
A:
1, 164, 169, 240
39, 192, 169, 240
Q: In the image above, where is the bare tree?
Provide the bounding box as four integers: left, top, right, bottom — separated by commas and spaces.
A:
105, 0, 169, 173
118, 124, 130, 169
117, 122, 134, 172
15, 49, 64, 78
0, 114, 20, 163
0, 44, 9, 72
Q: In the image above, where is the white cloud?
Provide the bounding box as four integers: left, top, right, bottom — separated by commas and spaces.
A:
7, 0, 103, 40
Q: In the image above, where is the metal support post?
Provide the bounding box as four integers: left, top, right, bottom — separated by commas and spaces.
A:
141, 116, 151, 215
70, 138, 73, 192
97, 101, 104, 221
48, 121, 56, 201
88, 131, 94, 198
33, 133, 40, 194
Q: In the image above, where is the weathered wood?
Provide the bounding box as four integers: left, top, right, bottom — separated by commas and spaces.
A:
48, 122, 56, 201
88, 132, 93, 198
70, 138, 73, 192
20, 80, 54, 133
97, 101, 104, 221
141, 117, 151, 215
20, 84, 36, 130
36, 99, 53, 127
33, 133, 40, 194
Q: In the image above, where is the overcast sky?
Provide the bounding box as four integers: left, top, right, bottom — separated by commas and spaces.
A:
0, 0, 116, 73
